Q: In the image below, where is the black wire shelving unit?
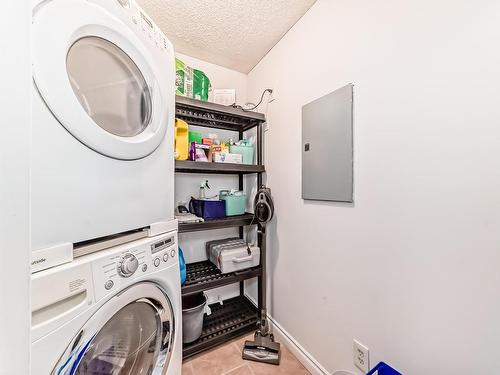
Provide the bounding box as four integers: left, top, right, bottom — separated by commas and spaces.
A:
182, 296, 259, 359
175, 96, 266, 359
182, 261, 262, 296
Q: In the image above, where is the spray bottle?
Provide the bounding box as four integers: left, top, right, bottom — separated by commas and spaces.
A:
199, 180, 210, 199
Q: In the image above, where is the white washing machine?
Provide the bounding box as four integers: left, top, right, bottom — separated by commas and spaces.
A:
31, 0, 176, 271
31, 231, 181, 375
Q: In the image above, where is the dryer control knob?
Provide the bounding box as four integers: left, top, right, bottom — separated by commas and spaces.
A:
118, 254, 139, 277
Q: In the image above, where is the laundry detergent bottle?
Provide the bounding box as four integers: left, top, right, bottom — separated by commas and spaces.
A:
174, 118, 189, 160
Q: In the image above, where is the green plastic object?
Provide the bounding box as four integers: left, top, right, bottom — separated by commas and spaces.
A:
193, 69, 210, 101
189, 131, 202, 144
175, 58, 190, 96
220, 191, 247, 216
175, 58, 211, 101
230, 140, 255, 165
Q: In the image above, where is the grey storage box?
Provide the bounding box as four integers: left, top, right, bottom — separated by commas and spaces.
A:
206, 238, 260, 274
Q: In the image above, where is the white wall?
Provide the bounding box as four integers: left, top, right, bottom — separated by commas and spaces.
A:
247, 0, 500, 374
0, 1, 30, 374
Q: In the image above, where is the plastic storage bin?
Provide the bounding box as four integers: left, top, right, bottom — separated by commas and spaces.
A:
206, 238, 260, 274
220, 191, 246, 216
189, 198, 226, 220
230, 140, 254, 165
367, 362, 402, 375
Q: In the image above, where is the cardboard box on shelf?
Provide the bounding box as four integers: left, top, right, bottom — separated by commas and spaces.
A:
207, 145, 223, 162
213, 153, 243, 164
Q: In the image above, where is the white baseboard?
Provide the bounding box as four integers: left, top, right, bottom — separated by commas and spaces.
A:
267, 315, 332, 375
243, 292, 331, 375
242, 293, 355, 375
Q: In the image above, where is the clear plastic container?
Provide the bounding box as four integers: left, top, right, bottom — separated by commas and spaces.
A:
229, 140, 254, 165
220, 191, 247, 216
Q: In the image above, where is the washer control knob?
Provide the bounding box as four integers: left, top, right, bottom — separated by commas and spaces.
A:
154, 258, 161, 267
163, 253, 169, 262
118, 254, 139, 277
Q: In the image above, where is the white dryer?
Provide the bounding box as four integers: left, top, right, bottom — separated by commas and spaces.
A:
31, 0, 176, 271
31, 231, 181, 375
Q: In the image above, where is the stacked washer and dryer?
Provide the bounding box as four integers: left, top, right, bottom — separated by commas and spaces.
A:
31, 0, 181, 374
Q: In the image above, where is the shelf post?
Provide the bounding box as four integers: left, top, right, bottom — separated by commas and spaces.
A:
238, 122, 244, 306
256, 121, 265, 322
257, 121, 263, 168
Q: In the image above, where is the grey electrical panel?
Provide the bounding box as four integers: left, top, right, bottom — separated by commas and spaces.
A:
302, 84, 353, 202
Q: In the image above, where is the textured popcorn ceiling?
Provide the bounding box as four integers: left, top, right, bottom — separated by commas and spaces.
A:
137, 0, 316, 73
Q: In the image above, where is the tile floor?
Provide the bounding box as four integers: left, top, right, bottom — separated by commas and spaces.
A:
182, 333, 311, 375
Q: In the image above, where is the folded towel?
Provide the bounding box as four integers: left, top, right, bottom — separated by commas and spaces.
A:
175, 213, 204, 223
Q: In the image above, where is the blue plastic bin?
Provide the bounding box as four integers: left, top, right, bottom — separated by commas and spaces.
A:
189, 198, 226, 220
366, 362, 402, 375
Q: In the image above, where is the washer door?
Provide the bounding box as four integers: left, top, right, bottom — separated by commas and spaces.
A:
33, 0, 169, 160
52, 283, 175, 375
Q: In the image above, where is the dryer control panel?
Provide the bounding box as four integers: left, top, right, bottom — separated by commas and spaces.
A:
115, 0, 171, 53
92, 231, 178, 300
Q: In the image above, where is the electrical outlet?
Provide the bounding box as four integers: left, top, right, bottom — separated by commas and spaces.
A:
353, 339, 369, 373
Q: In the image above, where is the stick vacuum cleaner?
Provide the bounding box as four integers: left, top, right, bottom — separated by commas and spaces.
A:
242, 187, 281, 365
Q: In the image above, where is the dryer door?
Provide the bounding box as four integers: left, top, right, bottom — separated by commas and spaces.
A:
33, 0, 171, 160
52, 282, 175, 375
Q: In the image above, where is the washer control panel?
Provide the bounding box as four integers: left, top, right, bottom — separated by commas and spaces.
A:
92, 231, 177, 300
150, 235, 176, 269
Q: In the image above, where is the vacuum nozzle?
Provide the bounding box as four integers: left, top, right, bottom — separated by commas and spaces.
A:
242, 331, 281, 366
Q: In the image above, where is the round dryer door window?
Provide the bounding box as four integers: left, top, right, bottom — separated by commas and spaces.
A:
32, 0, 173, 160
67, 37, 152, 138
